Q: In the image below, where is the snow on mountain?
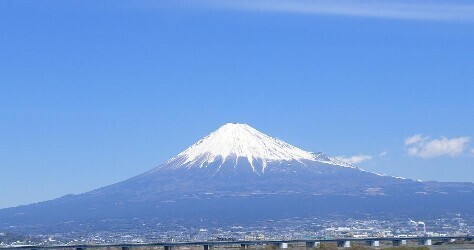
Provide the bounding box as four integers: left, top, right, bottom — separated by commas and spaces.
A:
2, 122, 472, 233
163, 123, 353, 173
166, 123, 315, 172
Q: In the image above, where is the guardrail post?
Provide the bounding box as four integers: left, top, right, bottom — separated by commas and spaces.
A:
418, 239, 432, 246
337, 240, 351, 248
365, 240, 379, 247
305, 241, 320, 249
240, 244, 249, 250
392, 239, 406, 246
204, 244, 213, 250
272, 243, 288, 249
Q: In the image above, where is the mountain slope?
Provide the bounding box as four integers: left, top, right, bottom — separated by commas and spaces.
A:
1, 123, 473, 234
166, 123, 316, 173
90, 123, 423, 199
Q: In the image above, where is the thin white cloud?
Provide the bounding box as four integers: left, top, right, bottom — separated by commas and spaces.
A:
379, 151, 388, 157
471, 148, 474, 156
335, 154, 372, 164
405, 135, 471, 158
405, 134, 427, 145
199, 0, 474, 21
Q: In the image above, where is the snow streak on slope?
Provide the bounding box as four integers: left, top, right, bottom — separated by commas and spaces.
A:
161, 123, 403, 180
167, 123, 316, 172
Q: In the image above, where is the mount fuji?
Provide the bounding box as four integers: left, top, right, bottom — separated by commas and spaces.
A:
1, 123, 473, 233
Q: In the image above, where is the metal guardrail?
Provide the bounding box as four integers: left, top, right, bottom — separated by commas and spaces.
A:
1, 236, 472, 249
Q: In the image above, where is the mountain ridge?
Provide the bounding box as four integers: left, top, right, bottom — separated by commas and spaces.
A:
1, 123, 473, 234
165, 123, 324, 173
145, 123, 407, 182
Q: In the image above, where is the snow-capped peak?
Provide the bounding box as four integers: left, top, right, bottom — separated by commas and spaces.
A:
169, 123, 316, 171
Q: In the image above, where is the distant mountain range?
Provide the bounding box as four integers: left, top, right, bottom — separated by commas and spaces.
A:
1, 123, 473, 233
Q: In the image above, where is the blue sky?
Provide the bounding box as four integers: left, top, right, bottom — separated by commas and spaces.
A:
1, 0, 473, 209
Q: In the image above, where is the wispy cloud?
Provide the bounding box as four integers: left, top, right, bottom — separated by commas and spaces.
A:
379, 151, 388, 157
199, 0, 474, 21
335, 154, 372, 164
471, 148, 474, 156
405, 135, 471, 158
405, 134, 426, 145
